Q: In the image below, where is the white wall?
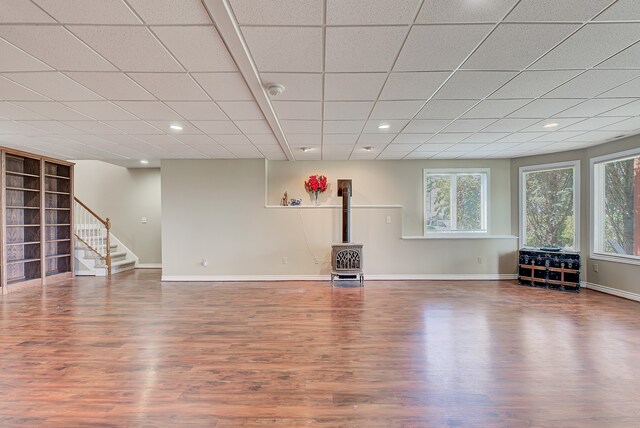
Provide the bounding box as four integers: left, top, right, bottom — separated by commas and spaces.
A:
161, 159, 517, 279
74, 161, 161, 264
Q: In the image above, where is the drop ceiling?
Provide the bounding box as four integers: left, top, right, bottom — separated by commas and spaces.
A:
0, 0, 639, 162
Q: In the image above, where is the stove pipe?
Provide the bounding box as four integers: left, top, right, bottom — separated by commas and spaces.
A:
337, 179, 352, 243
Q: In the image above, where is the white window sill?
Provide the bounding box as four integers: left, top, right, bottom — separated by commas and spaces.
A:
591, 253, 640, 267
402, 235, 518, 240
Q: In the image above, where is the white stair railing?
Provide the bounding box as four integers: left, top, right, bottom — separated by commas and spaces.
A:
73, 197, 112, 276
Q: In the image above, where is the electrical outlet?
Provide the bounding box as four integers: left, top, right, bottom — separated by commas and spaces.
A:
477, 257, 482, 264
386, 216, 391, 224
202, 258, 208, 267
141, 216, 147, 224
282, 256, 288, 265
593, 263, 599, 273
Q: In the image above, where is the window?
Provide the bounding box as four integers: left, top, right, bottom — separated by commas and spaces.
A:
519, 161, 579, 250
424, 169, 488, 234
593, 149, 640, 262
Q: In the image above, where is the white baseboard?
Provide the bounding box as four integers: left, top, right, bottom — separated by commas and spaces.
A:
582, 281, 640, 303
161, 273, 517, 282
136, 263, 162, 269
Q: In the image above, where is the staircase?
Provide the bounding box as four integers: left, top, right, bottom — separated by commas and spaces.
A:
73, 198, 138, 276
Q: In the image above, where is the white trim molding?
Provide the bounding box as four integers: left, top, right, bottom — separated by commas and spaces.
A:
161, 274, 517, 282
582, 281, 640, 303
402, 235, 518, 240
136, 263, 163, 269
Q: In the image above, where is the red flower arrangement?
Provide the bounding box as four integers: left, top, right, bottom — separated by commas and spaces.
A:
304, 174, 328, 193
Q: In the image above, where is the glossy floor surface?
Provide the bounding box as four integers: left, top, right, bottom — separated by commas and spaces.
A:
1, 270, 640, 427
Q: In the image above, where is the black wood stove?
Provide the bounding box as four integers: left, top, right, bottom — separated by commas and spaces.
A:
331, 179, 364, 286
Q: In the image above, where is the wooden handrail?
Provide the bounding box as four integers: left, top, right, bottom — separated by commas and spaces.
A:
74, 234, 104, 260
74, 197, 108, 226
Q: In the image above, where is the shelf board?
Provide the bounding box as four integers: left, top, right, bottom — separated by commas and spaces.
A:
6, 258, 41, 265
6, 206, 40, 210
45, 207, 71, 211
45, 190, 70, 195
6, 186, 40, 192
6, 241, 40, 246
46, 254, 71, 259
46, 223, 71, 226
6, 224, 40, 227
45, 174, 70, 180
46, 238, 71, 243
6, 170, 39, 178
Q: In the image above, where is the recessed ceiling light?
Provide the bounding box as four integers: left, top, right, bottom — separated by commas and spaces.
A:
363, 146, 374, 152
140, 159, 149, 165
378, 123, 391, 130
300, 147, 312, 152
170, 124, 183, 131
543, 122, 559, 128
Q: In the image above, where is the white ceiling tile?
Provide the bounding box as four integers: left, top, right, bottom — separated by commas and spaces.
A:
135, 134, 180, 146
17, 120, 85, 135
62, 101, 137, 120
463, 99, 531, 119
164, 101, 227, 121
561, 117, 628, 132
490, 70, 581, 99
147, 121, 203, 134
544, 70, 640, 98
242, 27, 322, 72
392, 134, 433, 144
325, 27, 407, 72
600, 100, 640, 117
370, 100, 424, 120
0, 0, 56, 23
417, 100, 477, 119
103, 121, 162, 134
127, 0, 211, 24
381, 72, 450, 100
600, 117, 640, 132
428, 133, 473, 144
294, 150, 321, 160
506, 0, 611, 21
0, 76, 47, 101
508, 99, 583, 119
598, 42, 640, 69
402, 119, 450, 133
377, 152, 406, 159
114, 101, 183, 120
193, 121, 241, 134
451, 143, 487, 151
152, 26, 237, 72
230, 0, 323, 25
247, 134, 278, 145
595, 0, 640, 21
328, 0, 420, 24
261, 73, 322, 101
362, 120, 408, 133
416, 0, 515, 23
226, 145, 263, 158
218, 101, 264, 120
416, 143, 453, 152
33, 0, 142, 24
286, 134, 322, 146
443, 119, 495, 133
497, 132, 548, 142
385, 143, 421, 152
323, 120, 365, 134
0, 38, 52, 72
280, 120, 321, 134
234, 120, 272, 134
61, 120, 122, 134
0, 121, 48, 135
0, 102, 49, 120
324, 73, 387, 101
465, 24, 578, 70
128, 73, 209, 101
556, 99, 635, 118
396, 25, 492, 71
435, 71, 517, 99
463, 133, 510, 143
273, 101, 322, 120
323, 134, 359, 145
599, 77, 640, 98
532, 24, 640, 69
532, 131, 586, 142
519, 118, 584, 132
483, 142, 521, 150
566, 130, 624, 142
68, 26, 182, 72
357, 134, 395, 145
65, 72, 154, 101
481, 118, 540, 132
13, 102, 93, 120
210, 135, 252, 145
172, 134, 217, 146
3, 72, 101, 101
324, 102, 374, 120
0, 26, 117, 71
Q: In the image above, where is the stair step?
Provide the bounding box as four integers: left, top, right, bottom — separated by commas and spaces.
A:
96, 259, 135, 269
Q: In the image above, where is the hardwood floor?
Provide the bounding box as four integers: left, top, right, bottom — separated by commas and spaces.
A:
1, 270, 639, 427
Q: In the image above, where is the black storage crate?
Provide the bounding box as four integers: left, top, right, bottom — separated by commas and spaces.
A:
518, 248, 581, 293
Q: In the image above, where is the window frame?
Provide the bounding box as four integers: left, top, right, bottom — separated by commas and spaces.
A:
591, 147, 640, 266
423, 168, 490, 236
519, 160, 580, 251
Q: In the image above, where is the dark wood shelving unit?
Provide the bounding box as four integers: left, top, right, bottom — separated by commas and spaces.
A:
1, 147, 74, 294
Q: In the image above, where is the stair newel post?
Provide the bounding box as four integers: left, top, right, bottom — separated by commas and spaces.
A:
105, 218, 112, 277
